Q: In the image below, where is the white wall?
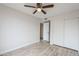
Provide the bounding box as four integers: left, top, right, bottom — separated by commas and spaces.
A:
0, 5, 41, 54
49, 10, 79, 51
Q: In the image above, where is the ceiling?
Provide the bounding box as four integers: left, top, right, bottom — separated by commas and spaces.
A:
2, 3, 79, 19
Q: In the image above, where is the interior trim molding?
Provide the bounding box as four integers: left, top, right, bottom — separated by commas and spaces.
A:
0, 40, 40, 55
53, 44, 78, 52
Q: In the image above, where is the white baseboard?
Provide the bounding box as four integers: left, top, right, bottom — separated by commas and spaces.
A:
0, 40, 40, 55
50, 41, 54, 45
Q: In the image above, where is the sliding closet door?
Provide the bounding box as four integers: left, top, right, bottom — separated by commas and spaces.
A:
64, 18, 79, 50
53, 18, 64, 46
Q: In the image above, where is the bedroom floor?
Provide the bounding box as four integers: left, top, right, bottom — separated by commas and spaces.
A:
0, 41, 79, 56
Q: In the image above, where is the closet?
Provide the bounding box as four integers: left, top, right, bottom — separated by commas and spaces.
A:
51, 17, 79, 51
64, 18, 79, 50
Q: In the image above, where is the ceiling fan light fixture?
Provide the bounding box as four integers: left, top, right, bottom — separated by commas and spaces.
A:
37, 8, 41, 12
24, 3, 54, 14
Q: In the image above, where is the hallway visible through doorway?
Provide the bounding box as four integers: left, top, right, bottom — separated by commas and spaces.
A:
40, 21, 50, 43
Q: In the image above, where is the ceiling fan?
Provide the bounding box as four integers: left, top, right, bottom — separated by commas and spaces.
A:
24, 3, 54, 14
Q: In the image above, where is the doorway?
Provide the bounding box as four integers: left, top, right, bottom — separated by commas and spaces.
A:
40, 21, 50, 43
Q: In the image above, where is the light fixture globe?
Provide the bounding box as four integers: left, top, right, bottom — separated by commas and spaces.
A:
37, 8, 41, 12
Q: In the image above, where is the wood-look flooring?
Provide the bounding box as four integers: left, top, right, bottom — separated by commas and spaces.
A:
0, 41, 79, 56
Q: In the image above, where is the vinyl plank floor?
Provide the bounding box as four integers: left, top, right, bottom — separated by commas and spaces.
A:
0, 41, 79, 56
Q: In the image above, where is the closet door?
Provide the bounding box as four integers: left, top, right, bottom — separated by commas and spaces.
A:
64, 18, 79, 50
53, 18, 64, 46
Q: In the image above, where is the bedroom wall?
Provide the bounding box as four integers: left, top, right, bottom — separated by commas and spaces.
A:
0, 5, 41, 54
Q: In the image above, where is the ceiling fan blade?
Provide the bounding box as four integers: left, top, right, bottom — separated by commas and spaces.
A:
33, 10, 37, 14
41, 10, 46, 14
24, 5, 36, 8
42, 4, 54, 8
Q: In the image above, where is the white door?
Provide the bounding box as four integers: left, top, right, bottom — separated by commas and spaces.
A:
43, 22, 49, 42
64, 18, 79, 50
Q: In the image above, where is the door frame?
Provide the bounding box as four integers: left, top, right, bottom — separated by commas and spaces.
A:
43, 20, 50, 43
40, 23, 43, 40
